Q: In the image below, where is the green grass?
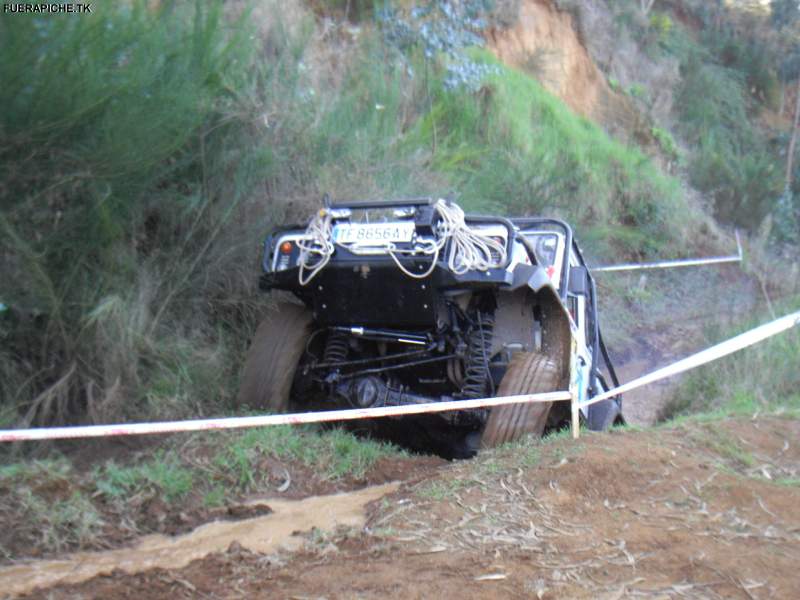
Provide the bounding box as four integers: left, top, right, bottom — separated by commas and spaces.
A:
96, 452, 195, 502
0, 459, 104, 556
90, 425, 402, 506
651, 126, 680, 161
689, 426, 756, 469
776, 478, 800, 488
15, 488, 104, 555
663, 332, 800, 417
405, 50, 693, 259
210, 425, 402, 485
0, 424, 405, 557
661, 298, 800, 422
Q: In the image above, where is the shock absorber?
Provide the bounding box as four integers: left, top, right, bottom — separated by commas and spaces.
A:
460, 312, 495, 399
323, 330, 349, 364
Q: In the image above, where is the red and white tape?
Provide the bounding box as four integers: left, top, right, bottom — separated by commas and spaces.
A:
1, 310, 797, 443
0, 391, 571, 443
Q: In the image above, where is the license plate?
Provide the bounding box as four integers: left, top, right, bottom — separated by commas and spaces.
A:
332, 221, 415, 245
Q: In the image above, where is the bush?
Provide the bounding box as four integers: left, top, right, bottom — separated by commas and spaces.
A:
651, 126, 679, 161
0, 2, 302, 424
0, 2, 441, 426
702, 26, 781, 108
774, 189, 800, 244
649, 12, 673, 41
675, 54, 782, 227
663, 298, 800, 419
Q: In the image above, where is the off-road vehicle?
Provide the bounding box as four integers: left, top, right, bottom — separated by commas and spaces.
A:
238, 198, 622, 458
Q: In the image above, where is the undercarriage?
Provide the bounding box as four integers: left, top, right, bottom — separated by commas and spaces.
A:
294, 298, 514, 457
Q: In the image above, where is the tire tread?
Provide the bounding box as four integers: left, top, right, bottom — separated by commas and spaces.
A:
235, 303, 312, 412
481, 352, 560, 448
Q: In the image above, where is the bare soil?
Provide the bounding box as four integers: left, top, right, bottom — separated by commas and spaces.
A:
487, 0, 611, 119
486, 0, 644, 139
0, 447, 444, 563
10, 417, 800, 599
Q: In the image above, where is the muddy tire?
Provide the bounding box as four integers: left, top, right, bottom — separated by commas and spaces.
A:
236, 302, 312, 412
480, 352, 559, 448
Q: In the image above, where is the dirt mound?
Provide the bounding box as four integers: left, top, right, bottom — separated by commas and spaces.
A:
487, 0, 646, 139
17, 417, 800, 599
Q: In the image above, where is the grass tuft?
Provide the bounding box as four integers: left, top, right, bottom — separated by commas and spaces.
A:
661, 298, 800, 422
405, 49, 695, 260
0, 424, 406, 558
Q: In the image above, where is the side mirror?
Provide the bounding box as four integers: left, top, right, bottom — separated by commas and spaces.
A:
568, 266, 589, 295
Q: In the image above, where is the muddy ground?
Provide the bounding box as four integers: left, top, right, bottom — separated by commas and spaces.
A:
5, 417, 799, 599
0, 439, 445, 564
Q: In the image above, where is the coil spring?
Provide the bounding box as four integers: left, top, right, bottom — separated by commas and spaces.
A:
323, 331, 349, 364
461, 312, 494, 399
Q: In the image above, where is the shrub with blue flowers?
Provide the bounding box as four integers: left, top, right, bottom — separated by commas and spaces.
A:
377, 0, 500, 91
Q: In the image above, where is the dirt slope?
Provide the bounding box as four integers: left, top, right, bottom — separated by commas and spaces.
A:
15, 417, 800, 599
487, 0, 641, 136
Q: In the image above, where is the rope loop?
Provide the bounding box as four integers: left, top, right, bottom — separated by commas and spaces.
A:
296, 210, 334, 285
296, 199, 508, 285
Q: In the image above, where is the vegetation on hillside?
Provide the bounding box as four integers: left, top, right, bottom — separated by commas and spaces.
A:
560, 0, 799, 241
0, 2, 798, 569
0, 2, 797, 532
1, 3, 276, 426
412, 50, 690, 256
0, 0, 706, 428
663, 295, 800, 421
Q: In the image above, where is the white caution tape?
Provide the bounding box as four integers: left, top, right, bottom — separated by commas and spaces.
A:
579, 310, 800, 410
2, 310, 798, 443
593, 232, 742, 273
0, 391, 571, 443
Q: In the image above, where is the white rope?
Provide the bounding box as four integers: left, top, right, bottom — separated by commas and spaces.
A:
296, 210, 334, 286
388, 240, 442, 279
375, 200, 508, 278
295, 200, 508, 284
0, 391, 573, 442
332, 238, 441, 279
315, 200, 508, 282
434, 200, 507, 275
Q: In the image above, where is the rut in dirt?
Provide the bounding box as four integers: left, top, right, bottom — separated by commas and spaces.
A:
1, 482, 399, 598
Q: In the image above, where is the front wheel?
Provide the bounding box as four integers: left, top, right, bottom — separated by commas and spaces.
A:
236, 302, 312, 412
480, 352, 560, 448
